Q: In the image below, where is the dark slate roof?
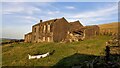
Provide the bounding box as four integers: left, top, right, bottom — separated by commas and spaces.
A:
32, 17, 65, 27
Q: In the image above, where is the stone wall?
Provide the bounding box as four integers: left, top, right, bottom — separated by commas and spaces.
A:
84, 25, 100, 39
69, 21, 83, 32
24, 32, 32, 43
32, 24, 40, 43
53, 17, 69, 42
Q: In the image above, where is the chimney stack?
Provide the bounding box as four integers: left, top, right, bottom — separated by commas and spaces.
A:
40, 20, 42, 23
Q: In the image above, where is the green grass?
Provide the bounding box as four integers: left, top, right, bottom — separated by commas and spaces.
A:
2, 35, 111, 66
1, 39, 11, 43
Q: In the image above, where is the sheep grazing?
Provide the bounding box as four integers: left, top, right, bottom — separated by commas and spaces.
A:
28, 52, 50, 59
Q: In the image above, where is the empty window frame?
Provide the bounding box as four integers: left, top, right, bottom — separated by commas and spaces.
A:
43, 37, 45, 41
47, 37, 50, 42
34, 28, 36, 32
48, 24, 50, 32
43, 25, 46, 33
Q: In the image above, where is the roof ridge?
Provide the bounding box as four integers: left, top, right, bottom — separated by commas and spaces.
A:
69, 20, 79, 23
33, 17, 66, 26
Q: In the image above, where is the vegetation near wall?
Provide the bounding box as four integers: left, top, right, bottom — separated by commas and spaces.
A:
98, 22, 118, 36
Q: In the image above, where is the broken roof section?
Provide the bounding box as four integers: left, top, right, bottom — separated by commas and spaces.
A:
69, 20, 83, 27
69, 20, 84, 32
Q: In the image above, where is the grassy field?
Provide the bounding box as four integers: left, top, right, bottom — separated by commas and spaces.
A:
1, 39, 11, 43
98, 22, 118, 34
2, 35, 112, 66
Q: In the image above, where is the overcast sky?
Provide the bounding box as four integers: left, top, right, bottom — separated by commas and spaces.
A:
1, 1, 119, 39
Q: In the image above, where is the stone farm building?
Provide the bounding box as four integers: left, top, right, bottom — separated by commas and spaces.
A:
24, 17, 100, 43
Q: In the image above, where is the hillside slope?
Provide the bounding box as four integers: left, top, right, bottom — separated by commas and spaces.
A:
98, 22, 118, 35
2, 36, 112, 66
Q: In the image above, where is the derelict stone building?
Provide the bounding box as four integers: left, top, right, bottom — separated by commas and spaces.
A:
24, 17, 100, 43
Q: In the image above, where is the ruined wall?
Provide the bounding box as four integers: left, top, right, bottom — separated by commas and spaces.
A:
53, 17, 69, 42
32, 24, 40, 43
99, 22, 118, 36
24, 32, 32, 43
69, 21, 83, 32
100, 29, 118, 36
84, 25, 100, 39
38, 21, 54, 42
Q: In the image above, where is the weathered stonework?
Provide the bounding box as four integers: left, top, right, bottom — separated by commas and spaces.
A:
24, 17, 100, 43
24, 32, 32, 43
84, 25, 100, 39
